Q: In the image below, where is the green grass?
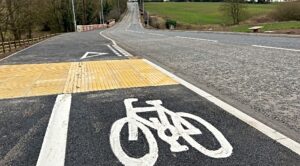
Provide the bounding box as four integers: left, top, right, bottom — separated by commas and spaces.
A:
230, 21, 300, 32
145, 2, 277, 25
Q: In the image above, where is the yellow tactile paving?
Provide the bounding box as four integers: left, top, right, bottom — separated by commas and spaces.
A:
0, 63, 71, 99
0, 59, 178, 99
63, 59, 178, 93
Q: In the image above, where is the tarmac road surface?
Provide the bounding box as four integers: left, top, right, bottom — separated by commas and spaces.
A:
0, 2, 300, 166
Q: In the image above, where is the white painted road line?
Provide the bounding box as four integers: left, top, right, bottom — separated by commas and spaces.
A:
100, 31, 117, 45
100, 31, 133, 57
147, 33, 165, 36
113, 45, 133, 57
143, 59, 300, 155
107, 45, 122, 57
252, 45, 300, 52
175, 36, 218, 43
127, 30, 145, 34
36, 94, 72, 166
80, 52, 108, 60
100, 28, 300, 155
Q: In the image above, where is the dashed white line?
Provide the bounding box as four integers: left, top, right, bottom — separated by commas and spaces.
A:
107, 45, 122, 57
36, 94, 72, 166
143, 59, 300, 156
113, 44, 132, 57
127, 30, 145, 34
175, 36, 218, 43
252, 45, 300, 52
147, 33, 165, 36
100, 26, 300, 155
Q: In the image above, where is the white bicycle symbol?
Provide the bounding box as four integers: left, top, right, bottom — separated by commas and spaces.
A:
110, 98, 233, 166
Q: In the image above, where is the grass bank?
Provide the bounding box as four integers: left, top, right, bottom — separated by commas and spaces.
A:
145, 2, 300, 33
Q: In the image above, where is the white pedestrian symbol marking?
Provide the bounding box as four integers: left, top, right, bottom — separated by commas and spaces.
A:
80, 52, 108, 60
110, 98, 233, 166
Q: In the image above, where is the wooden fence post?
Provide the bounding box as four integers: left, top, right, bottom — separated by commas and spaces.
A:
14, 41, 16, 50
1, 41, 5, 53
8, 40, 11, 52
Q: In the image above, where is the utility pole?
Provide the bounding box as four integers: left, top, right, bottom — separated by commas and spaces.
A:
71, 0, 77, 32
99, 0, 102, 24
118, 0, 120, 16
82, 0, 87, 25
101, 0, 104, 24
143, 0, 145, 15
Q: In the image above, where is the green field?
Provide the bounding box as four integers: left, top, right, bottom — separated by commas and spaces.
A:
230, 21, 300, 32
145, 2, 277, 25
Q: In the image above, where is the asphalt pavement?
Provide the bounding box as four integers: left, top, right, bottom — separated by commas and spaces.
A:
0, 2, 300, 166
104, 2, 300, 138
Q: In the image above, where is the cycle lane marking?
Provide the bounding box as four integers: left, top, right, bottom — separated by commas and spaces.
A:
99, 29, 300, 155
65, 86, 300, 165
36, 94, 72, 166
110, 98, 233, 165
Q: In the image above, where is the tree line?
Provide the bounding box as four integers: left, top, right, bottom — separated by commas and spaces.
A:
0, 0, 127, 42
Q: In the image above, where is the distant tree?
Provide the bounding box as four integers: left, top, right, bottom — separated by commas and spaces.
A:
103, 1, 113, 19
0, 0, 127, 40
220, 0, 247, 25
0, 0, 7, 42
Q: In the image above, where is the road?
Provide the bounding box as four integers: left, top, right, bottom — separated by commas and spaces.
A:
104, 2, 300, 137
0, 2, 299, 166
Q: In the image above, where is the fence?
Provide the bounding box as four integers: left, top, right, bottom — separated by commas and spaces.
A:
0, 34, 57, 55
77, 20, 116, 32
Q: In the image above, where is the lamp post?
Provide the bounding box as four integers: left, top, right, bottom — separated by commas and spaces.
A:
71, 0, 77, 32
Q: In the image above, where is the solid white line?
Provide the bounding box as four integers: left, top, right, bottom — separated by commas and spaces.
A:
252, 45, 300, 52
143, 59, 300, 156
107, 45, 122, 57
36, 94, 72, 166
99, 31, 133, 57
80, 52, 108, 60
0, 36, 56, 62
175, 36, 218, 43
100, 31, 117, 45
80, 52, 89, 59
100, 4, 300, 155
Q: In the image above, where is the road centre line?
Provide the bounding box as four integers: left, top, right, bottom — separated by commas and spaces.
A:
143, 59, 300, 155
107, 45, 122, 57
36, 94, 72, 166
100, 31, 132, 57
100, 29, 300, 155
252, 45, 300, 52
147, 33, 165, 36
127, 29, 145, 34
175, 36, 218, 43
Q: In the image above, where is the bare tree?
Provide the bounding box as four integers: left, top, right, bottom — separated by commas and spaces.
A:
221, 0, 247, 25
0, 0, 7, 42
